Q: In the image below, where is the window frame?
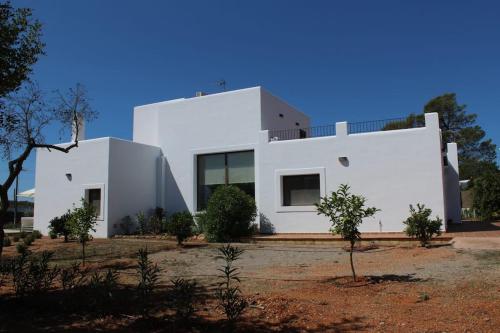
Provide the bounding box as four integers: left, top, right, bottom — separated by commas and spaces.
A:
82, 183, 105, 221
196, 150, 255, 211
275, 167, 326, 213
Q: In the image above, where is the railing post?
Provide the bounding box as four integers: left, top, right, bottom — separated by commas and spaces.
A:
336, 121, 348, 137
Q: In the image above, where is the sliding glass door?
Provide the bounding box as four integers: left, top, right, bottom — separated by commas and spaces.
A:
197, 150, 254, 210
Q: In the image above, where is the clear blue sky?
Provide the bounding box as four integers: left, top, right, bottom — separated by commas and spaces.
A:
4, 0, 500, 196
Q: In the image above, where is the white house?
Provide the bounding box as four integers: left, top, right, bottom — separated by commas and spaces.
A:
34, 87, 461, 237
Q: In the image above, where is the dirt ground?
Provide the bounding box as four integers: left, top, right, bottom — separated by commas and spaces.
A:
1, 237, 499, 332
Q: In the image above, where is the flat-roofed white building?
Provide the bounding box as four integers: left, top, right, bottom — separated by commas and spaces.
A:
34, 87, 461, 237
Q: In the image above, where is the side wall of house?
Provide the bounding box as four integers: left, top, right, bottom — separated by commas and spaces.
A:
107, 139, 161, 236
257, 113, 447, 233
444, 142, 461, 224
260, 89, 311, 131
34, 138, 111, 237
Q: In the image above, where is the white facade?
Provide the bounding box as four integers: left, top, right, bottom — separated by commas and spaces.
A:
34, 87, 461, 237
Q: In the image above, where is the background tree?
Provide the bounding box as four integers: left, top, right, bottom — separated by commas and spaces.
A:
0, 83, 97, 257
68, 199, 98, 266
316, 184, 379, 281
472, 171, 500, 221
383, 93, 497, 179
0, 1, 44, 102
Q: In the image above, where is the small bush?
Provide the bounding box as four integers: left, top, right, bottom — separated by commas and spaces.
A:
119, 215, 133, 235
403, 204, 442, 247
149, 215, 163, 235
12, 235, 20, 242
88, 268, 119, 312
23, 234, 35, 246
32, 230, 42, 239
10, 251, 59, 296
203, 185, 256, 242
3, 237, 11, 247
48, 212, 72, 242
60, 262, 88, 291
19, 231, 27, 239
166, 211, 194, 245
49, 231, 57, 239
136, 211, 147, 235
216, 244, 247, 323
16, 243, 28, 254
171, 278, 197, 320
136, 248, 160, 299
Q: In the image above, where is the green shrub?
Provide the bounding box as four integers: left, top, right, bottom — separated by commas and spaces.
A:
60, 262, 88, 291
23, 234, 35, 246
119, 215, 133, 235
215, 244, 247, 323
472, 171, 500, 221
48, 212, 72, 242
203, 185, 256, 242
49, 231, 57, 239
16, 243, 28, 254
149, 215, 163, 235
32, 230, 42, 239
136, 248, 160, 315
68, 199, 98, 266
10, 251, 59, 296
166, 211, 194, 245
12, 235, 20, 242
171, 278, 197, 320
403, 204, 442, 247
3, 237, 11, 247
136, 211, 147, 235
19, 231, 27, 239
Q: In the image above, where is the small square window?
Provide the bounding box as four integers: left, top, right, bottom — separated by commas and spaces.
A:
282, 174, 320, 206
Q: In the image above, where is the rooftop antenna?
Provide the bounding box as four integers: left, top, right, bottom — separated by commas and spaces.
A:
217, 79, 226, 92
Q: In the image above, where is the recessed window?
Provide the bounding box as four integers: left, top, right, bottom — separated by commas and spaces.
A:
197, 151, 255, 210
282, 174, 320, 206
85, 188, 102, 218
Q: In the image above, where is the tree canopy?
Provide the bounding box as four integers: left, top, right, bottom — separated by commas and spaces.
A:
384, 93, 497, 180
0, 1, 44, 101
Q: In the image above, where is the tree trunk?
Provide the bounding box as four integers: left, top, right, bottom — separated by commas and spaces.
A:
350, 241, 356, 282
0, 189, 10, 259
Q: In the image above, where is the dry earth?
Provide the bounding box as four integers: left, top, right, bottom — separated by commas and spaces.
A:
1, 238, 499, 332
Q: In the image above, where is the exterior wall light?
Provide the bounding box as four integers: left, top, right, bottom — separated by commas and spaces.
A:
65, 173, 72, 181
338, 156, 349, 166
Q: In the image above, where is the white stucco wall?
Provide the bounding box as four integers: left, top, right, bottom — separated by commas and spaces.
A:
444, 142, 461, 224
133, 87, 307, 214
34, 138, 111, 237
257, 113, 447, 233
34, 137, 160, 238
107, 138, 161, 236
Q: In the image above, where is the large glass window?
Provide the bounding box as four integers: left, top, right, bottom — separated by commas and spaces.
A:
197, 151, 254, 210
282, 174, 320, 206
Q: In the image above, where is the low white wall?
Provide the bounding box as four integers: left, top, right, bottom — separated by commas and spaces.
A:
257, 113, 447, 233
34, 138, 111, 237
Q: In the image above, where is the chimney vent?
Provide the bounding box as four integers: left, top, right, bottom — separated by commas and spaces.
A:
195, 91, 207, 97
71, 114, 85, 141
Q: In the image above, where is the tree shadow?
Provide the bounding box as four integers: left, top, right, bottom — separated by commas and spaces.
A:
447, 220, 500, 233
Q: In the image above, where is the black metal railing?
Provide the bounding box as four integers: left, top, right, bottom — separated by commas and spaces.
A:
347, 116, 425, 134
268, 124, 336, 142
268, 116, 426, 142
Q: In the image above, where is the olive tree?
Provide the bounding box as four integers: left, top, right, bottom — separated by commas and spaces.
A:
316, 184, 379, 281
0, 83, 97, 257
